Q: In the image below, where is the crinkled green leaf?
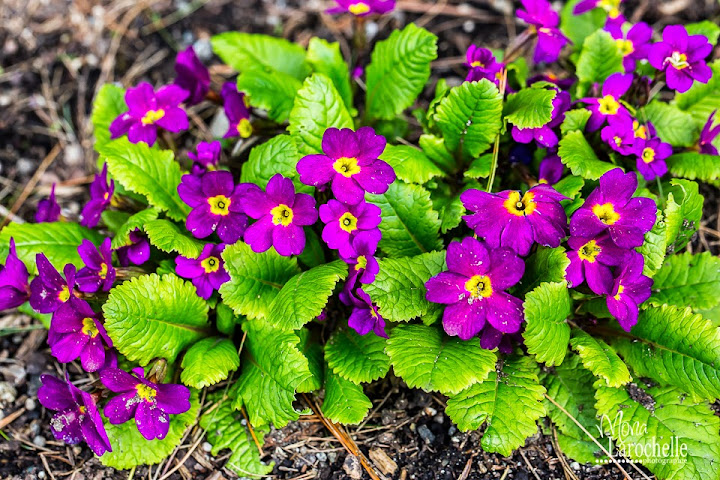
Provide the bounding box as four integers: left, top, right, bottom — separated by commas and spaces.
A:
666, 151, 720, 182
637, 212, 667, 277
504, 86, 557, 129
325, 328, 390, 384
431, 190, 466, 234
379, 144, 444, 184
181, 337, 240, 389
240, 135, 309, 193
644, 101, 697, 147
558, 131, 616, 180
216, 302, 238, 336
211, 32, 309, 80
523, 282, 571, 366
575, 30, 624, 87
560, 109, 592, 135
515, 246, 570, 296
464, 154, 492, 179
306, 37, 353, 110
649, 252, 720, 311
674, 60, 720, 128
236, 68, 303, 123
143, 219, 205, 258
111, 208, 159, 249
92, 84, 126, 153
664, 179, 703, 251
570, 329, 631, 387
321, 368, 372, 425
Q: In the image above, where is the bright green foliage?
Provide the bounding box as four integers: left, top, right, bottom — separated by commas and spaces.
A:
268, 261, 348, 331
181, 337, 240, 389
306, 38, 353, 110
553, 175, 585, 200
445, 356, 546, 456
638, 212, 668, 277
143, 219, 204, 258
0, 222, 102, 274
523, 282, 571, 366
240, 135, 308, 193
367, 181, 442, 257
435, 79, 503, 157
686, 20, 720, 44
220, 242, 301, 320
503, 85, 557, 129
558, 131, 616, 179
325, 328, 390, 384
666, 152, 720, 182
321, 368, 373, 425
216, 302, 238, 336
211, 32, 309, 79
386, 324, 497, 395
111, 208, 159, 249
288, 74, 353, 156
100, 390, 200, 469
560, 109, 592, 135
232, 319, 312, 427
464, 154, 492, 179
575, 30, 624, 87
363, 251, 446, 323
379, 144, 444, 184
296, 328, 324, 393
100, 138, 189, 221
613, 305, 720, 401
515, 246, 570, 296
570, 329, 631, 387
92, 84, 126, 152
595, 383, 720, 480
236, 69, 303, 123
664, 179, 703, 251
419, 134, 456, 173
560, 0, 606, 49
365, 23, 438, 120
675, 60, 720, 128
644, 101, 697, 147
103, 274, 209, 365
649, 252, 720, 311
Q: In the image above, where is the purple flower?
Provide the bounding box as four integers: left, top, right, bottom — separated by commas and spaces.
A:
538, 154, 563, 185
343, 288, 387, 337
115, 229, 151, 267
609, 22, 652, 72
178, 170, 249, 244
242, 174, 318, 256
631, 118, 655, 143
76, 238, 115, 293
0, 238, 30, 310
648, 25, 713, 93
326, 0, 395, 16
352, 66, 364, 80
601, 115, 637, 155
634, 136, 672, 181
297, 127, 395, 205
29, 255, 76, 314
174, 46, 211, 106
461, 184, 568, 257
101, 367, 191, 441
699, 110, 720, 155
581, 73, 633, 132
221, 82, 252, 139
36, 183, 61, 223
603, 13, 626, 38
517, 0, 570, 63
465, 46, 503, 85
80, 164, 114, 228
480, 325, 520, 354
569, 168, 656, 249
48, 298, 113, 372
175, 243, 230, 299
574, 0, 623, 17
188, 141, 221, 175
512, 90, 571, 148
425, 237, 525, 340
565, 234, 627, 295
37, 374, 111, 456
341, 230, 381, 285
606, 252, 652, 331
109, 82, 189, 146
319, 199, 381, 257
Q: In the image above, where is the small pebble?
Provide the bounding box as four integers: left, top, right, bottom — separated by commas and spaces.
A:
25, 398, 36, 411
0, 382, 17, 403
327, 452, 337, 464
343, 454, 363, 479
417, 424, 435, 444
433, 414, 444, 424
38, 472, 46, 479
463, 20, 475, 33
423, 406, 437, 417
202, 441, 213, 453
571, 461, 581, 470
316, 451, 327, 462
33, 435, 46, 448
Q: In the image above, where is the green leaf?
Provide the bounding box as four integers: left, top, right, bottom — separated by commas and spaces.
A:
267, 261, 348, 331
143, 219, 205, 258
648, 252, 720, 311
386, 324, 497, 395
419, 134, 456, 173
552, 175, 585, 199
365, 23, 438, 121
666, 151, 720, 182
0, 222, 103, 274
434, 79, 503, 157
101, 210, 131, 234
288, 73, 354, 156
211, 32, 309, 80
523, 282, 571, 366
100, 138, 189, 221
675, 60, 720, 127
504, 86, 557, 129
570, 329, 631, 387
575, 30, 624, 87
558, 130, 616, 180
100, 390, 200, 469
111, 208, 159, 249
325, 328, 390, 384
216, 302, 238, 337
306, 37, 353, 110
240, 135, 308, 193
297, 328, 324, 393
643, 101, 697, 147
560, 0, 606, 50
92, 84, 126, 153
379, 144, 444, 184
515, 246, 570, 296
321, 368, 372, 425
664, 179, 703, 251
560, 109, 592, 135
181, 337, 240, 389
103, 274, 209, 365
464, 154, 493, 180
445, 356, 545, 456
367, 181, 442, 257
363, 251, 446, 323
220, 242, 301, 320
236, 69, 303, 123
637, 212, 668, 277
686, 20, 720, 45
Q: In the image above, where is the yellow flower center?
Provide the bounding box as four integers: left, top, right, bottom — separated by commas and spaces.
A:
614, 284, 625, 301
348, 2, 370, 14
141, 109, 165, 125
503, 191, 537, 217
465, 275, 493, 299
614, 136, 623, 147
667, 51, 689, 70
355, 255, 368, 271
271, 204, 294, 226
333, 157, 361, 178
339, 212, 359, 233
470, 61, 484, 68
58, 285, 71, 303
598, 95, 620, 116
641, 147, 656, 164
592, 203, 620, 225
81, 317, 100, 338
600, 0, 621, 16
208, 195, 231, 216
136, 383, 157, 402
99, 263, 108, 280
201, 256, 221, 273
237, 118, 252, 138
78, 406, 87, 414
616, 39, 634, 56
577, 240, 602, 263
633, 121, 647, 140
103, 192, 110, 201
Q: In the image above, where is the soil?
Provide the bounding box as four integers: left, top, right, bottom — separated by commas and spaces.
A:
1, 1, 719, 479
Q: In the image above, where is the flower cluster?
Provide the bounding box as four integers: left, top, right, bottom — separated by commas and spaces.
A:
464, 46, 504, 86
518, 0, 569, 63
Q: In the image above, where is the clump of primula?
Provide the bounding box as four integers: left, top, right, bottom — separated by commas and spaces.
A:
649, 24, 712, 93
175, 243, 230, 299
581, 72, 632, 132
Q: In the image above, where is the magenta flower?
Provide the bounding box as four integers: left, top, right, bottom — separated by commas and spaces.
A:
538, 154, 563, 185
221, 82, 252, 139
461, 184, 568, 257
101, 367, 191, 441
569, 169, 656, 249
517, 0, 570, 63
48, 298, 113, 372
352, 66, 364, 80
297, 127, 395, 205
631, 118, 655, 143
699, 110, 720, 155
648, 25, 713, 93
574, 0, 623, 17
188, 140, 221, 175
115, 229, 150, 267
178, 170, 249, 244
565, 234, 627, 295
80, 164, 114, 228
425, 237, 525, 340
326, 0, 395, 16
634, 136, 672, 182
319, 199, 381, 258
603, 13, 626, 38
174, 46, 210, 106
175, 243, 230, 299
342, 230, 382, 285
581, 73, 633, 132
480, 326, 519, 354
29, 255, 76, 314
36, 183, 61, 223
512, 90, 570, 148
609, 22, 652, 72
601, 115, 637, 155
606, 252, 652, 331
242, 174, 318, 256
465, 46, 503, 85
109, 82, 189, 146
0, 238, 30, 311
76, 238, 115, 293
342, 288, 387, 337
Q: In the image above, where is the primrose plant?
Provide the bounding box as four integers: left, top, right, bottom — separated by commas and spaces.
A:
2, 0, 720, 477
